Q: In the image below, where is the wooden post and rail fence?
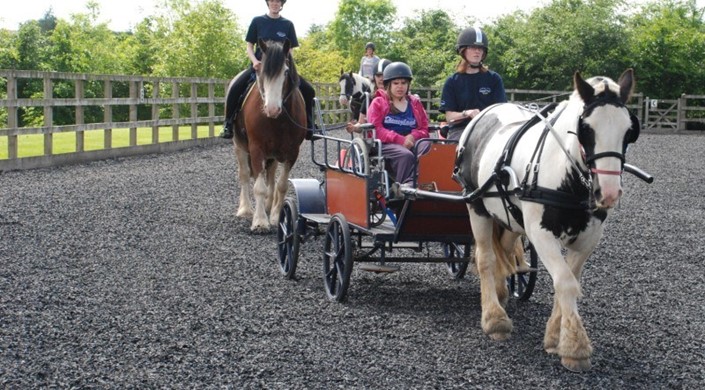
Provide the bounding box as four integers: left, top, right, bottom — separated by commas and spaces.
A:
1, 70, 703, 171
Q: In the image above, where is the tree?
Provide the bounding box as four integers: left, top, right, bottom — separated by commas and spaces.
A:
295, 31, 348, 83
490, 0, 631, 90
329, 0, 396, 71
386, 10, 459, 88
626, 0, 705, 98
150, 0, 245, 78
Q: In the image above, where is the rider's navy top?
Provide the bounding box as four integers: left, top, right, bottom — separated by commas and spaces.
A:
383, 103, 416, 136
246, 15, 299, 61
439, 71, 507, 113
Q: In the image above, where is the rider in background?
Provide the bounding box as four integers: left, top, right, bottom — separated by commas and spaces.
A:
220, 0, 316, 139
439, 27, 507, 140
358, 42, 380, 81
366, 62, 430, 185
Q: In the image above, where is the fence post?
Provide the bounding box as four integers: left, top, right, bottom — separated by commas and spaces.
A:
152, 80, 160, 144
43, 75, 53, 156
635, 93, 644, 129
6, 74, 18, 160
104, 79, 113, 149
208, 82, 216, 137
677, 93, 685, 132
75, 78, 85, 152
172, 83, 180, 141
191, 82, 198, 139
129, 80, 138, 146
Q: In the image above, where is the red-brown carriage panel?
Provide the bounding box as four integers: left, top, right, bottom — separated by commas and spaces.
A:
417, 142, 462, 192
326, 169, 369, 228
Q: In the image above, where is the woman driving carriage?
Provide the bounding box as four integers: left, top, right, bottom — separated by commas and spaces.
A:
366, 61, 430, 185
220, 0, 316, 140
439, 27, 507, 140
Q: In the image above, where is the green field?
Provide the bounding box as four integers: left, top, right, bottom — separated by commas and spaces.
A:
0, 126, 215, 159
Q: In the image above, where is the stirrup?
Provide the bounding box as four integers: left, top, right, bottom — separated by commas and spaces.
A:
219, 123, 234, 139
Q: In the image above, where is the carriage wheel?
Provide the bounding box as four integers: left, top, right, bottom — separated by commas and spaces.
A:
507, 236, 538, 301
369, 199, 386, 227
444, 242, 471, 279
323, 214, 353, 302
277, 197, 300, 279
342, 137, 370, 176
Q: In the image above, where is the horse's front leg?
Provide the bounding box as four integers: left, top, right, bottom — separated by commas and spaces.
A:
264, 160, 278, 214
249, 153, 270, 232
470, 209, 513, 340
531, 230, 593, 372
269, 162, 292, 226
234, 141, 253, 218
251, 171, 271, 232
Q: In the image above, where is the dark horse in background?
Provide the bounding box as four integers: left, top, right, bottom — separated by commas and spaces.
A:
454, 69, 641, 371
233, 38, 307, 232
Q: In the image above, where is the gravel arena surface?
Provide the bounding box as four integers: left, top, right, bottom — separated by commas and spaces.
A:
1, 130, 704, 388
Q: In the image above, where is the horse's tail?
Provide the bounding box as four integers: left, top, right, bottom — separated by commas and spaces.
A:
490, 222, 522, 279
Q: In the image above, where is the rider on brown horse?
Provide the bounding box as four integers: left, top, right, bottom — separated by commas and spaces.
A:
221, 0, 315, 140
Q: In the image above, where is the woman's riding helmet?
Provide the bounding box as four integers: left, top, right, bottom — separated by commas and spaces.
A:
455, 27, 489, 58
375, 59, 392, 75
383, 62, 413, 83
365, 42, 376, 51
266, 0, 286, 4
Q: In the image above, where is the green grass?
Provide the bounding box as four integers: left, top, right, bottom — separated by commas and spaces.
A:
0, 126, 215, 159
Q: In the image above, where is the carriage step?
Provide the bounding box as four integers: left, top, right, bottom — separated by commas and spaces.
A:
359, 263, 400, 273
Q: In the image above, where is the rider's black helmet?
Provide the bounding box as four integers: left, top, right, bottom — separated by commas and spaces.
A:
383, 62, 413, 83
375, 59, 392, 75
266, 0, 286, 4
455, 27, 489, 57
365, 42, 376, 51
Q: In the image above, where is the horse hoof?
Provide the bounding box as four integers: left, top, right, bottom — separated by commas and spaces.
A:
488, 331, 511, 341
250, 224, 271, 234
561, 357, 592, 372
483, 317, 513, 340
237, 209, 253, 218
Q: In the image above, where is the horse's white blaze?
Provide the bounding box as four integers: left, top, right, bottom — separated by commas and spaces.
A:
260, 65, 288, 118
338, 79, 349, 106
584, 104, 631, 208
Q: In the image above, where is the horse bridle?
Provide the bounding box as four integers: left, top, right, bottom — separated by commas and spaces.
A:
576, 92, 640, 177
255, 57, 311, 131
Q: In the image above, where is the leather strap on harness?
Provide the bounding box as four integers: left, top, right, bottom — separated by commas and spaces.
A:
491, 103, 558, 227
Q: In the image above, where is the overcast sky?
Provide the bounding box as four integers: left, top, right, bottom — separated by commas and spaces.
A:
1, 0, 557, 33
4, 1, 703, 36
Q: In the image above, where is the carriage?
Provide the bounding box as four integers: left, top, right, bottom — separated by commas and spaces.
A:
276, 119, 539, 302
238, 47, 653, 370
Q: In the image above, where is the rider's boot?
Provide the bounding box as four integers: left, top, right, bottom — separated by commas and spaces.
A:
219, 111, 236, 139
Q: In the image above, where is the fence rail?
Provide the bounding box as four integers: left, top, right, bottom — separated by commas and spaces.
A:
1, 70, 702, 171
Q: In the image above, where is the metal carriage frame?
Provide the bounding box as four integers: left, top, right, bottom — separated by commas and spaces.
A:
276, 121, 538, 302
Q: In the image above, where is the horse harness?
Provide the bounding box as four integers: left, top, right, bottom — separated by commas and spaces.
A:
454, 93, 639, 229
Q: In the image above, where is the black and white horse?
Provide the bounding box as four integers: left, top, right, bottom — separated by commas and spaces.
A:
454, 69, 640, 371
338, 70, 372, 119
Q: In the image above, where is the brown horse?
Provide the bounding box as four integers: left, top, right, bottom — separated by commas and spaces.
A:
233, 39, 307, 232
